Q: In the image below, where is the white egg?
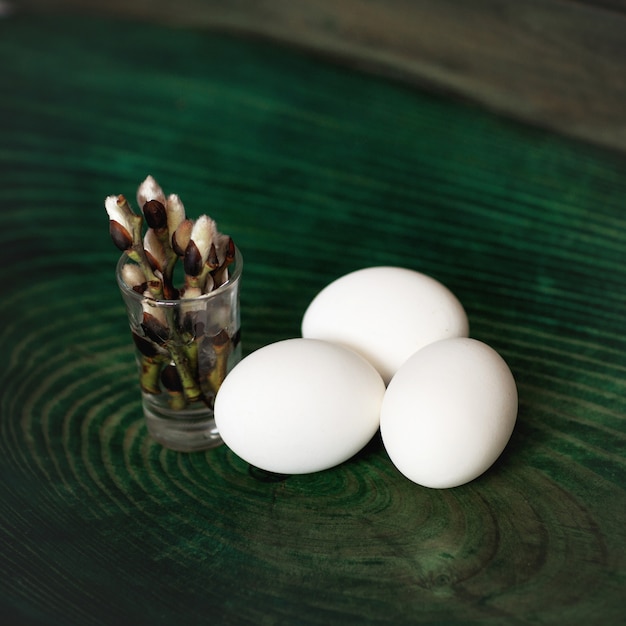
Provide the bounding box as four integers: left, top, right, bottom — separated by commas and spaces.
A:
301, 266, 469, 384
214, 338, 386, 474
380, 337, 518, 488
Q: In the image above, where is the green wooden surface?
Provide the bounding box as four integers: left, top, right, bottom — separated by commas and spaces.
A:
1, 12, 625, 626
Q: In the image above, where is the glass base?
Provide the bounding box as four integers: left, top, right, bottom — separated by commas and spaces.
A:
142, 395, 223, 452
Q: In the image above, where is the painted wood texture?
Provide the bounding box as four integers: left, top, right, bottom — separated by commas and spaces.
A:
13, 0, 626, 155
0, 12, 625, 626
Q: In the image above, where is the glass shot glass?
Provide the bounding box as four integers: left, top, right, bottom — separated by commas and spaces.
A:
116, 247, 242, 452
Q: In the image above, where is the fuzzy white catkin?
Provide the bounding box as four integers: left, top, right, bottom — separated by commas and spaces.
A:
121, 263, 146, 288
136, 175, 165, 208
105, 195, 129, 229
190, 215, 218, 265
166, 194, 186, 238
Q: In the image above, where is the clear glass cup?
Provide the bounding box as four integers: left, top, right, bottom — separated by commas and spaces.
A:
116, 247, 243, 452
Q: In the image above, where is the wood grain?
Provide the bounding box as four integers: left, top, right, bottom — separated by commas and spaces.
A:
0, 12, 625, 626
12, 0, 626, 155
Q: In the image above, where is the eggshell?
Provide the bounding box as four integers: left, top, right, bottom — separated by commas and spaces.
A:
214, 338, 386, 474
301, 267, 468, 384
380, 337, 518, 488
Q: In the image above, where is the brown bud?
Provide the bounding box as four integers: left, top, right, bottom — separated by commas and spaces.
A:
109, 220, 133, 251
136, 175, 166, 211
207, 243, 219, 269
142, 199, 168, 230
132, 331, 160, 357
211, 236, 236, 287
144, 248, 161, 272
184, 240, 203, 276
224, 237, 235, 264
160, 364, 183, 393
141, 312, 170, 344
213, 329, 230, 349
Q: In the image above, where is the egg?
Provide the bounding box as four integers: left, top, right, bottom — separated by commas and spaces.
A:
214, 338, 386, 474
301, 266, 469, 384
380, 337, 518, 488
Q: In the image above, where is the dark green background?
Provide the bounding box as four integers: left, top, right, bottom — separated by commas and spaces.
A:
0, 12, 624, 625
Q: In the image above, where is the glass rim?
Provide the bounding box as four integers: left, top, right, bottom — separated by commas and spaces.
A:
116, 244, 243, 305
